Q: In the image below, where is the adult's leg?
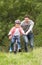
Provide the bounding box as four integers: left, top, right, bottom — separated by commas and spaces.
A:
28, 33, 34, 49
23, 35, 28, 52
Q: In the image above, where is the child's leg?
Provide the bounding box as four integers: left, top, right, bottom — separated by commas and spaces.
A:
17, 36, 21, 51
9, 36, 15, 52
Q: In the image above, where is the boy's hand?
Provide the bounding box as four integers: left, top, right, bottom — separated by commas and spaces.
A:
8, 35, 12, 40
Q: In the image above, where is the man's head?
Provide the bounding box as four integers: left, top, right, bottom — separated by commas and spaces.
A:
24, 15, 30, 22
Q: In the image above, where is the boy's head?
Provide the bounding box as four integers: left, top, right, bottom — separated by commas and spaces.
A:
15, 20, 20, 24
15, 20, 21, 27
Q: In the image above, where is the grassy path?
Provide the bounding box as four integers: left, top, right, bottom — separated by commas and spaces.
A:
0, 47, 42, 65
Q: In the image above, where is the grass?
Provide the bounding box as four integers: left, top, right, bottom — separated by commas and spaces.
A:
0, 47, 42, 65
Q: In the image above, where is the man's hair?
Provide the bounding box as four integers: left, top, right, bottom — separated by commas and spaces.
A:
24, 15, 30, 18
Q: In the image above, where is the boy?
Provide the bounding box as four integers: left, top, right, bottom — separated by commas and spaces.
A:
8, 20, 25, 53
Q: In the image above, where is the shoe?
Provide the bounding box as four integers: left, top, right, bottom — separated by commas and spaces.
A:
18, 49, 21, 52
14, 51, 17, 54
25, 49, 28, 52
25, 47, 28, 52
9, 48, 12, 53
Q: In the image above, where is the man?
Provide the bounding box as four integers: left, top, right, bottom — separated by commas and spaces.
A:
21, 15, 34, 52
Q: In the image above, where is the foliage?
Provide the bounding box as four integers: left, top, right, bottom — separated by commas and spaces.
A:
0, 0, 42, 51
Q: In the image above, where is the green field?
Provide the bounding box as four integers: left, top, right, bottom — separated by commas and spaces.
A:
0, 0, 42, 65
0, 47, 42, 65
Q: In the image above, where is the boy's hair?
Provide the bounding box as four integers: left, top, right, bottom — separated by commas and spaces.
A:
15, 20, 20, 24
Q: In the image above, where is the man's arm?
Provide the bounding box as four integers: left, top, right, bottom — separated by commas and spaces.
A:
26, 20, 34, 35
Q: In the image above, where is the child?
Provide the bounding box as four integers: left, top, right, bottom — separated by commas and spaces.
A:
8, 20, 25, 53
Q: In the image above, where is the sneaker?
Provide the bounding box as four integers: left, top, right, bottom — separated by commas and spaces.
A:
9, 49, 12, 53
18, 49, 21, 52
14, 51, 17, 54
25, 47, 28, 52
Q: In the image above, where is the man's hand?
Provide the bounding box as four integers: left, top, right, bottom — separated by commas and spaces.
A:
25, 32, 29, 35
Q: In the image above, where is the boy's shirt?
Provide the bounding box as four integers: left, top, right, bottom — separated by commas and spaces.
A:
8, 26, 25, 38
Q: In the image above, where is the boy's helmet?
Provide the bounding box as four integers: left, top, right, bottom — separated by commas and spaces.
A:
15, 20, 20, 24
